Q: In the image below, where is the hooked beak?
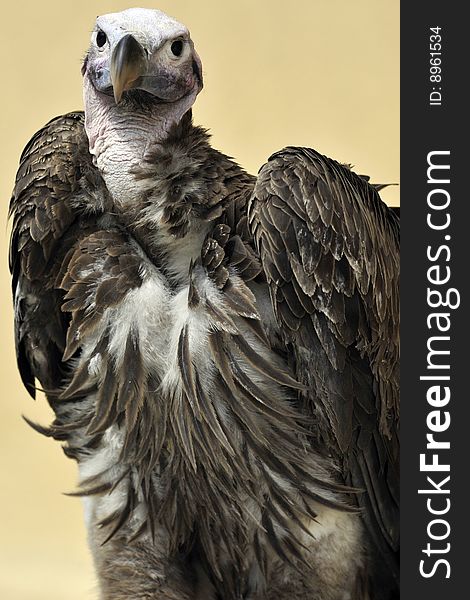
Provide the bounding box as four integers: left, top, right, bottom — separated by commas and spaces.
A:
110, 34, 147, 103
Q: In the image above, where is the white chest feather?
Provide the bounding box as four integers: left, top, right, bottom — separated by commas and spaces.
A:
77, 270, 212, 526
75, 259, 293, 521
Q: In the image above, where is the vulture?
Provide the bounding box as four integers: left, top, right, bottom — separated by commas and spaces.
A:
9, 8, 399, 600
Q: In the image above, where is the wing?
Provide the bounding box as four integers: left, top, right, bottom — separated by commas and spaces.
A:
249, 147, 399, 579
9, 115, 170, 542
9, 112, 160, 463
9, 111, 110, 398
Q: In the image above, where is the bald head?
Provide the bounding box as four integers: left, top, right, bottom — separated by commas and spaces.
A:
81, 9, 204, 197
83, 8, 202, 105
95, 8, 189, 58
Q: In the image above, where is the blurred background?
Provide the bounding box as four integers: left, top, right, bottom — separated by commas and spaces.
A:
0, 1, 399, 597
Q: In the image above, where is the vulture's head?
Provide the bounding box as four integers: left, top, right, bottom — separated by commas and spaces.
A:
82, 8, 202, 132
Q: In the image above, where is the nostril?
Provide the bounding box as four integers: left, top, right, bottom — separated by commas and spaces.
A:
170, 40, 184, 57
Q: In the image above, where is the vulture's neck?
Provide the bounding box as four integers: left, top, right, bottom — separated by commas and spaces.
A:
83, 81, 229, 283
84, 80, 190, 204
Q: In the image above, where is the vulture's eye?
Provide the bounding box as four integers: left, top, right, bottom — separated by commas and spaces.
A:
170, 40, 184, 57
96, 30, 107, 48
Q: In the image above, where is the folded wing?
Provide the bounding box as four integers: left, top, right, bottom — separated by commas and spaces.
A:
249, 146, 400, 578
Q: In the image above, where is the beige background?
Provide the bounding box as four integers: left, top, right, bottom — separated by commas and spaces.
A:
0, 1, 399, 598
